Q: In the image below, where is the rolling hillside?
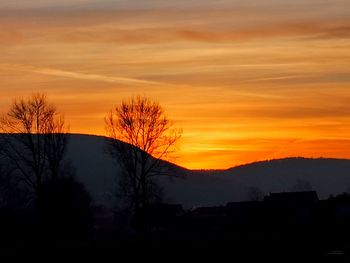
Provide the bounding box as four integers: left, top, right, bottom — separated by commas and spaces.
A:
66, 134, 350, 208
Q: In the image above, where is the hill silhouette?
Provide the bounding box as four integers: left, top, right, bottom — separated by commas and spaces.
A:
2, 133, 349, 208
63, 134, 350, 208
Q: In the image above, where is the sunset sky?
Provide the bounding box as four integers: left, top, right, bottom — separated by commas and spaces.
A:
1, 0, 350, 169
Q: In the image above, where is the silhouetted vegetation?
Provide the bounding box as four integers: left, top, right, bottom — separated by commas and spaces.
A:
105, 96, 181, 219
39, 175, 93, 241
0, 93, 93, 250
0, 94, 349, 261
247, 186, 264, 201
292, 179, 313, 191
0, 162, 28, 211
0, 93, 69, 202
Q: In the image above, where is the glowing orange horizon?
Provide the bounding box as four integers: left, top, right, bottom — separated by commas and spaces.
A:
1, 1, 350, 169
65, 128, 350, 170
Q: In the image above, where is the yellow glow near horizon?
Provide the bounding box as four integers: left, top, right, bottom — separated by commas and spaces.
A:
1, 1, 350, 169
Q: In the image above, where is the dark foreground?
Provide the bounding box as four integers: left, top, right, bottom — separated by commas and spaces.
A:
1, 223, 350, 262
2, 191, 350, 261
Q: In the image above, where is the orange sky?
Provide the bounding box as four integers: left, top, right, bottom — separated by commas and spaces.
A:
1, 0, 350, 169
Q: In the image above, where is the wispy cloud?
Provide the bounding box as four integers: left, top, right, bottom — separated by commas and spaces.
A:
0, 63, 170, 86
243, 74, 311, 83
1, 5, 350, 45
38, 21, 350, 44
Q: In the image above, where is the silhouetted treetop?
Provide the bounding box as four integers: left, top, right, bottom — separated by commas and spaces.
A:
105, 96, 181, 212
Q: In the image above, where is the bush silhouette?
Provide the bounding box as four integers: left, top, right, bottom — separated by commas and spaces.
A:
39, 176, 92, 241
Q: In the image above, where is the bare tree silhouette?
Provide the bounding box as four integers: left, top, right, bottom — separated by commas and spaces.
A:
105, 96, 181, 211
292, 179, 312, 192
247, 186, 264, 201
0, 93, 69, 200
0, 161, 28, 211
